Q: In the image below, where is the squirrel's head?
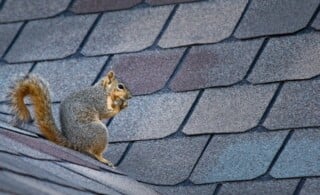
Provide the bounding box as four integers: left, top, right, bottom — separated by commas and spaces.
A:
100, 70, 132, 102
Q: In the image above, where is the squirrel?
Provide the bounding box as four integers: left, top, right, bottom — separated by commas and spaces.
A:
8, 71, 132, 168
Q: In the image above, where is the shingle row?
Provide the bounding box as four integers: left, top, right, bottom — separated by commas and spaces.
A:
2, 0, 319, 64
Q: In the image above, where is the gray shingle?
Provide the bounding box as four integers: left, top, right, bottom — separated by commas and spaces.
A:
219, 179, 299, 195
106, 48, 185, 95
0, 130, 101, 170
183, 84, 277, 134
104, 143, 129, 165
82, 6, 173, 55
0, 0, 70, 23
5, 15, 97, 63
300, 178, 320, 195
0, 153, 73, 187
22, 103, 60, 135
109, 91, 198, 142
0, 23, 22, 57
150, 184, 216, 195
21, 158, 119, 194
119, 136, 209, 185
234, 0, 319, 38
0, 103, 11, 114
60, 162, 159, 195
190, 131, 288, 183
312, 12, 320, 30
264, 80, 320, 130
170, 40, 263, 92
71, 0, 142, 13
0, 63, 33, 102
0, 133, 57, 160
1, 171, 92, 195
270, 128, 320, 178
31, 56, 107, 102
248, 33, 320, 84
158, 0, 248, 48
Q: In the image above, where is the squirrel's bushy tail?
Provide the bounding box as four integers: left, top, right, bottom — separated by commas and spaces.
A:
8, 75, 68, 146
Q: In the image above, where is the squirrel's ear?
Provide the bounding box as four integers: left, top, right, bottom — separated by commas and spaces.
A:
107, 71, 115, 82
101, 71, 115, 88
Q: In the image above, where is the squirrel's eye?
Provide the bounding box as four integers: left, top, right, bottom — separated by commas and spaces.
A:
118, 84, 124, 90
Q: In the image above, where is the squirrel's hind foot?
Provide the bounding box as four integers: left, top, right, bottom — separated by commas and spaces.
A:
89, 152, 115, 168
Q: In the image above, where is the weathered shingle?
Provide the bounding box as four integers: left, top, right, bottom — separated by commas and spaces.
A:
150, 184, 216, 195
270, 129, 320, 178
106, 48, 185, 95
0, 133, 57, 160
119, 136, 209, 185
31, 56, 107, 102
158, 0, 248, 48
300, 178, 320, 195
219, 179, 299, 195
312, 12, 320, 30
234, 0, 319, 38
0, 23, 22, 57
0, 130, 100, 170
183, 84, 277, 134
248, 33, 320, 84
0, 63, 33, 102
190, 131, 288, 183
71, 0, 142, 13
109, 91, 198, 142
0, 0, 70, 23
0, 153, 73, 187
61, 163, 159, 195
104, 143, 129, 165
0, 171, 92, 195
21, 157, 119, 194
5, 15, 97, 63
264, 80, 320, 130
170, 39, 263, 92
82, 6, 173, 55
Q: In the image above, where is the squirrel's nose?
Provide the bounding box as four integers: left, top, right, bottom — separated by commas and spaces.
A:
128, 93, 132, 99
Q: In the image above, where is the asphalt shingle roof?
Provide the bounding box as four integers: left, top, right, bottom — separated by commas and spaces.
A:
0, 0, 320, 194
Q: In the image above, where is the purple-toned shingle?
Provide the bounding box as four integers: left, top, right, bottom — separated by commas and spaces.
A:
0, 0, 70, 23
146, 0, 197, 5
170, 40, 263, 91
106, 48, 185, 95
150, 184, 217, 195
219, 179, 299, 195
71, 0, 142, 13
300, 178, 320, 195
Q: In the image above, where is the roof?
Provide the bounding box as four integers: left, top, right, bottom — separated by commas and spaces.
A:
0, 0, 320, 194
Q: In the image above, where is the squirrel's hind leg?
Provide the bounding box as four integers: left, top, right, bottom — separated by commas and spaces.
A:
86, 148, 115, 168
93, 153, 115, 168
88, 151, 115, 168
